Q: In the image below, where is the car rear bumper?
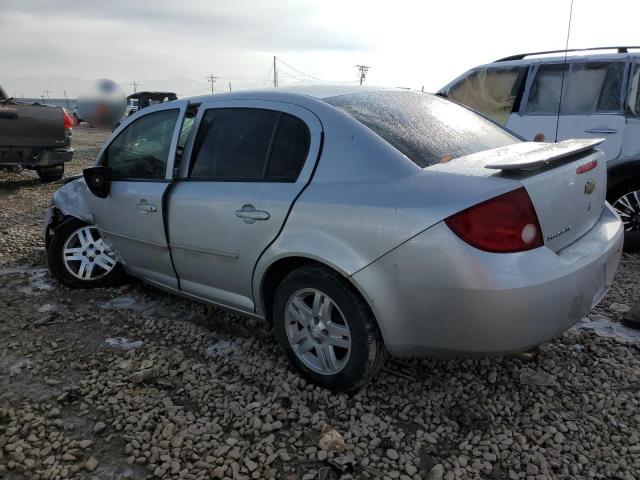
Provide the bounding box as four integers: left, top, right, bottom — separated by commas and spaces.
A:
352, 204, 624, 357
0, 147, 73, 167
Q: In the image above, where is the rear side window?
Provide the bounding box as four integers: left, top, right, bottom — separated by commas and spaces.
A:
445, 67, 527, 124
268, 114, 310, 179
526, 61, 624, 114
326, 91, 518, 168
189, 108, 310, 181
105, 109, 179, 180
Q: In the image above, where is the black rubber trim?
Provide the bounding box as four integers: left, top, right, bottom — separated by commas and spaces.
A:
250, 129, 325, 315
161, 181, 181, 290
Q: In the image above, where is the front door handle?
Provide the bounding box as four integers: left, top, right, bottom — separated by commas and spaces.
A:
136, 199, 157, 213
585, 128, 617, 134
235, 204, 270, 224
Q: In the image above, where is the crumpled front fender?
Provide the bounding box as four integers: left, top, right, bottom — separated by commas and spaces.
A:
50, 178, 94, 224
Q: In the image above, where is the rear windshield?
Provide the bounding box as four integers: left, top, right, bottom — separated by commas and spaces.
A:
325, 91, 518, 168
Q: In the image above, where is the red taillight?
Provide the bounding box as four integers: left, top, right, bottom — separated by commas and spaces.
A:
576, 159, 597, 174
62, 109, 74, 130
445, 188, 543, 253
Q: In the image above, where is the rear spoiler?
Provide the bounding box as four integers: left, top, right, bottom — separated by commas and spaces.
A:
484, 139, 604, 171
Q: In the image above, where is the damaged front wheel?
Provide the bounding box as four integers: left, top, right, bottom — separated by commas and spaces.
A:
48, 218, 125, 288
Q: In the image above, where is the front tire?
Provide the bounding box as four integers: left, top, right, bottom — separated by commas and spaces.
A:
47, 218, 125, 289
609, 180, 640, 251
273, 264, 386, 392
36, 164, 64, 182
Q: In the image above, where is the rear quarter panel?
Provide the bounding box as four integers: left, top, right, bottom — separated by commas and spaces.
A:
252, 104, 522, 316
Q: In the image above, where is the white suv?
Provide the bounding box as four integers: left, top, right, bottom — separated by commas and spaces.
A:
439, 47, 640, 249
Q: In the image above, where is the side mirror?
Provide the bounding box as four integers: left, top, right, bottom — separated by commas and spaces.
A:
83, 166, 109, 198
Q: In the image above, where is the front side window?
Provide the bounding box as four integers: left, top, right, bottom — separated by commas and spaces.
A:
189, 108, 310, 181
526, 61, 624, 114
627, 64, 640, 116
104, 109, 179, 180
445, 67, 527, 124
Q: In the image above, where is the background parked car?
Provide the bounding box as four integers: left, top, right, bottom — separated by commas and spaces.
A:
0, 83, 73, 181
44, 88, 622, 391
125, 91, 177, 116
438, 47, 640, 249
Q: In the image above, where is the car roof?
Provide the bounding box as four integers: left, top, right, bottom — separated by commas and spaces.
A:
477, 48, 640, 69
185, 85, 400, 104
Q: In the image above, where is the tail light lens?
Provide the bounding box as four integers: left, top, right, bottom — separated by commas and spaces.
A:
445, 187, 543, 253
62, 109, 74, 130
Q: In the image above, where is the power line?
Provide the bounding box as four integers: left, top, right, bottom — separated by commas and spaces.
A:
276, 57, 357, 84
355, 65, 371, 85
206, 74, 218, 94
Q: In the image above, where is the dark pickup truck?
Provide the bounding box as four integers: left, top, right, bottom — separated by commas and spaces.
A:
0, 84, 73, 181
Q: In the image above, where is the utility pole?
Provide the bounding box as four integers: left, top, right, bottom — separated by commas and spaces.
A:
273, 56, 278, 88
63, 90, 69, 109
207, 74, 218, 94
129, 81, 140, 93
355, 65, 370, 85
228, 82, 232, 93
44, 89, 51, 99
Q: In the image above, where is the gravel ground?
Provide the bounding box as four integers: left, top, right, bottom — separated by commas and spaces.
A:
1, 126, 640, 480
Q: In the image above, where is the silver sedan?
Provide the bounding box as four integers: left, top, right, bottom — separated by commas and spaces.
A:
44, 87, 624, 391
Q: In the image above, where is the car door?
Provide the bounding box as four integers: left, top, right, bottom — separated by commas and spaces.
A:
86, 101, 188, 288
168, 100, 322, 313
621, 61, 640, 163
506, 62, 562, 141
556, 60, 626, 163
509, 60, 626, 162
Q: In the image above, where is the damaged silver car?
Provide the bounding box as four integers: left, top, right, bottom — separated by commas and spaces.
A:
45, 87, 624, 391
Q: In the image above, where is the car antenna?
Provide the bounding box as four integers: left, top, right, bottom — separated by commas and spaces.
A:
555, 0, 574, 142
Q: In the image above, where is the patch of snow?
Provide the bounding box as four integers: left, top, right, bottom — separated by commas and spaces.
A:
206, 339, 235, 357
38, 303, 57, 313
99, 296, 158, 316
574, 317, 640, 344
9, 358, 33, 375
0, 267, 53, 295
105, 337, 143, 351
609, 303, 631, 313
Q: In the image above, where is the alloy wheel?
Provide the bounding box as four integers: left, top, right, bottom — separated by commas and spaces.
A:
285, 288, 351, 375
62, 226, 117, 281
613, 190, 640, 232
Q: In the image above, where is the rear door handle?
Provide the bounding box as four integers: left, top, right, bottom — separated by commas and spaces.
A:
585, 128, 617, 134
236, 204, 270, 224
136, 200, 157, 213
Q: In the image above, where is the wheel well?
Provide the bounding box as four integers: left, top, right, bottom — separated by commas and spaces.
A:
607, 160, 640, 199
45, 208, 71, 250
260, 257, 374, 326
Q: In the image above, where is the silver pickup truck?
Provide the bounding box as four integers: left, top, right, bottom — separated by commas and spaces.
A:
0, 84, 73, 181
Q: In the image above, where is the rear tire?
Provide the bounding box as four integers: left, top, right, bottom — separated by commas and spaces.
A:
48, 218, 125, 289
36, 164, 64, 182
609, 180, 640, 251
273, 264, 386, 392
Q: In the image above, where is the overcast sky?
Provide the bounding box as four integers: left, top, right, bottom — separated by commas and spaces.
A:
1, 0, 639, 98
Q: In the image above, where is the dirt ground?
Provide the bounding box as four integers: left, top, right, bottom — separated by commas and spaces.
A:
1, 126, 640, 480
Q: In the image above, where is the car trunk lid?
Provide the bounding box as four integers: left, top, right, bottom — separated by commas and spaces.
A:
430, 139, 607, 252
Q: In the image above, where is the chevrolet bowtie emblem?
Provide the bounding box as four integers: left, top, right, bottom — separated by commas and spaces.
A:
584, 179, 596, 195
